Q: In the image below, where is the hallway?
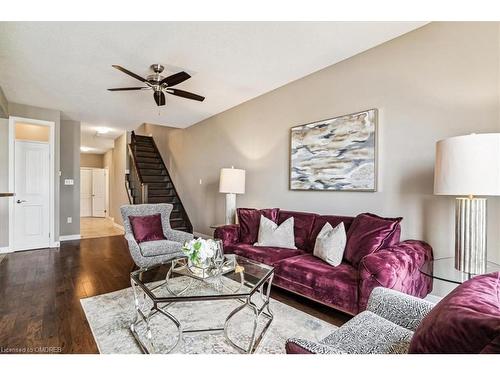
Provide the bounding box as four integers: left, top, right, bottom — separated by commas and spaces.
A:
80, 217, 124, 239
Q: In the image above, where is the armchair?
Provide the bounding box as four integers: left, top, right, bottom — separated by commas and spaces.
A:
286, 287, 435, 354
121, 204, 193, 268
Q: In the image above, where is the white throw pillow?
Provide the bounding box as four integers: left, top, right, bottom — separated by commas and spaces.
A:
254, 215, 297, 249
313, 222, 346, 267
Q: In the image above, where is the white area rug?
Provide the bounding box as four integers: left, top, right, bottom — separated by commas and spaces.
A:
80, 278, 337, 354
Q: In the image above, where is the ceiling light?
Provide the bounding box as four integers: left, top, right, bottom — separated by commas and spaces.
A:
80, 146, 91, 152
96, 127, 111, 135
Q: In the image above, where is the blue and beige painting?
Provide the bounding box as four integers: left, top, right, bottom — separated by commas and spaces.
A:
290, 109, 376, 191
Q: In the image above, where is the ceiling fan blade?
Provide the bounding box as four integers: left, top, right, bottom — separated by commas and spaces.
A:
112, 65, 147, 83
153, 91, 166, 106
166, 88, 205, 102
160, 71, 191, 86
107, 87, 149, 91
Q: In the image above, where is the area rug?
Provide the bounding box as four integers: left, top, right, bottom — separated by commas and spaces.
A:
80, 278, 337, 354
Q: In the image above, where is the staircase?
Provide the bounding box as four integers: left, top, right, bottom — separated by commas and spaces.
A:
126, 131, 193, 233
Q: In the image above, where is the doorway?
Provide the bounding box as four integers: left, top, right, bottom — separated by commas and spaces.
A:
80, 168, 108, 218
8, 117, 56, 252
79, 167, 122, 239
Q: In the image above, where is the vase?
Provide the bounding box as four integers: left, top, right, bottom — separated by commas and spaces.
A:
188, 257, 212, 270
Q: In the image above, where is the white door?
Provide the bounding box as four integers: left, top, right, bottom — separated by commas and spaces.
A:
80, 169, 92, 217
13, 141, 50, 250
92, 169, 106, 217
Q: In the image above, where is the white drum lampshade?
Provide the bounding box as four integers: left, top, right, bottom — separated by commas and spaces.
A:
219, 167, 246, 224
434, 133, 500, 196
434, 133, 500, 274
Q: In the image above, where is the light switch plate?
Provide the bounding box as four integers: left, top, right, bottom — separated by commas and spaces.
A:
64, 179, 74, 185
67, 217, 72, 224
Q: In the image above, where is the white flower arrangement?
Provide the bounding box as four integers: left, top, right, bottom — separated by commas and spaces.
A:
182, 238, 219, 268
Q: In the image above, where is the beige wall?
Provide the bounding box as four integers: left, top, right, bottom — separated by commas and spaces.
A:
107, 133, 129, 226
141, 22, 500, 265
80, 153, 104, 168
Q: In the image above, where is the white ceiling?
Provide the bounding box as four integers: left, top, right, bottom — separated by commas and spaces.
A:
80, 122, 124, 154
0, 22, 426, 135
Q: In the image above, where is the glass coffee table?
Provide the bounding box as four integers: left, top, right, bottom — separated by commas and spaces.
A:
129, 255, 275, 354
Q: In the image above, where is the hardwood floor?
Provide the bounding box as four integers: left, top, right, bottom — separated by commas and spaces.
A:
80, 217, 124, 239
0, 236, 350, 354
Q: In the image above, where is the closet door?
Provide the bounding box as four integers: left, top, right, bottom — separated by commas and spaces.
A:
80, 169, 92, 217
92, 168, 106, 217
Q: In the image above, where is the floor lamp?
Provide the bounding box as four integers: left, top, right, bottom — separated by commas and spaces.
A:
219, 167, 246, 225
434, 133, 500, 274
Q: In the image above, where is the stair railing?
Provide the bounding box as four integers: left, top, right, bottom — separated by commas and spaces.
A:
128, 131, 149, 204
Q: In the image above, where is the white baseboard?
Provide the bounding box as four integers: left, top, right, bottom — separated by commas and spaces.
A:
193, 231, 213, 239
60, 234, 81, 241
0, 246, 11, 254
113, 222, 125, 231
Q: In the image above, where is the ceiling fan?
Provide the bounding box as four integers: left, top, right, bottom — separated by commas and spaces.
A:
108, 64, 205, 107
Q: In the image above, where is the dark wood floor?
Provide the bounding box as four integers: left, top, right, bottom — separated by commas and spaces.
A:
0, 235, 350, 353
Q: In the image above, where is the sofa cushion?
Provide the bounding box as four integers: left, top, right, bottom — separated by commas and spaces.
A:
237, 208, 280, 244
344, 213, 402, 266
278, 210, 318, 251
255, 216, 296, 249
409, 272, 500, 354
139, 239, 183, 257
274, 254, 359, 315
313, 222, 346, 267
129, 213, 166, 243
309, 215, 354, 250
224, 243, 305, 266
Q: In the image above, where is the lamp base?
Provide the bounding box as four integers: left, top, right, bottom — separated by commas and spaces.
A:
455, 197, 487, 274
224, 193, 236, 225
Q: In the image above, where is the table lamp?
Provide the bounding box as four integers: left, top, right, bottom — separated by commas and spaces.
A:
219, 167, 246, 224
434, 133, 500, 274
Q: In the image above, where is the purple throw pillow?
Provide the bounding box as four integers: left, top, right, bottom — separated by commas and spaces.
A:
344, 213, 402, 266
237, 208, 280, 244
129, 213, 166, 243
409, 272, 500, 354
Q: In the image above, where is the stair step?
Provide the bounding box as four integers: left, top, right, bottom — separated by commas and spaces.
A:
135, 156, 160, 164
137, 162, 162, 169
147, 196, 180, 204
141, 169, 167, 176
142, 175, 170, 183
135, 151, 158, 159
148, 189, 175, 197
134, 145, 155, 153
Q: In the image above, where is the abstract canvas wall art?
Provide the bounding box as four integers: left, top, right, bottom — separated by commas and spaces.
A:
290, 109, 377, 191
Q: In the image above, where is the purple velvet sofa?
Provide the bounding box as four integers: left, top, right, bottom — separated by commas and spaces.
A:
214, 208, 433, 315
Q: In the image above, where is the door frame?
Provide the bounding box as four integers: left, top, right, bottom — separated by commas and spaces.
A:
8, 116, 56, 252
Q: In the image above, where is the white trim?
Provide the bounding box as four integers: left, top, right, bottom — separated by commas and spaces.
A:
8, 116, 57, 251
194, 231, 213, 239
0, 247, 11, 254
60, 234, 82, 241
113, 222, 124, 231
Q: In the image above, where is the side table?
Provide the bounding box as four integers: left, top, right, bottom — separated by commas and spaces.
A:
420, 257, 500, 285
